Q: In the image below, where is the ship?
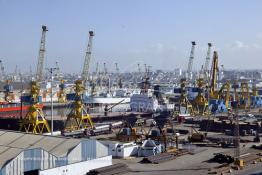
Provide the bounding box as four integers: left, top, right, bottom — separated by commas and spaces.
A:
0, 102, 44, 118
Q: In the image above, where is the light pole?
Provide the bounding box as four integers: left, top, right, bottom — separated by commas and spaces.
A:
47, 67, 57, 135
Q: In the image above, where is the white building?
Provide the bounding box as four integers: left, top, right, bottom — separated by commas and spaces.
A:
0, 130, 112, 175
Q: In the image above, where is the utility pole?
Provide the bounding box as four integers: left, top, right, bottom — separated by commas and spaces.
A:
47, 67, 57, 135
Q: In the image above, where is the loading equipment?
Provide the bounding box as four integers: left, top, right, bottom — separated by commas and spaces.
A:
20, 81, 50, 134
64, 80, 94, 132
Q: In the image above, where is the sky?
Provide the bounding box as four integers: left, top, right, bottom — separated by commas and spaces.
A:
1, 0, 262, 74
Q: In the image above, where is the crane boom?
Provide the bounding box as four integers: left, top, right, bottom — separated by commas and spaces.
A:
36, 25, 48, 82
204, 43, 212, 81
210, 51, 219, 97
82, 31, 94, 84
187, 41, 196, 80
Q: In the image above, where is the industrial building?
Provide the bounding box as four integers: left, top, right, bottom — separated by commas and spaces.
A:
0, 130, 112, 175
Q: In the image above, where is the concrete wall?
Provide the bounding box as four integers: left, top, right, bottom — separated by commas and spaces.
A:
39, 156, 112, 175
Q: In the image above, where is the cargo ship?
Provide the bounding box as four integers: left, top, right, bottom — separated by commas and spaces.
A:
0, 102, 43, 118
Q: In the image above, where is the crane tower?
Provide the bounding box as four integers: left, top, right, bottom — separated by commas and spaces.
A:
0, 60, 5, 81
204, 43, 212, 81
115, 63, 122, 88
82, 31, 94, 86
36, 25, 48, 82
187, 41, 196, 80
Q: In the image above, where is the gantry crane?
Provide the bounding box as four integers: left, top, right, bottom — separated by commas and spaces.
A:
115, 63, 123, 88
36, 25, 48, 82
187, 41, 196, 81
55, 61, 67, 103
81, 31, 94, 87
64, 79, 94, 131
58, 79, 66, 103
178, 78, 194, 115
0, 60, 14, 102
20, 81, 50, 134
218, 81, 231, 109
239, 81, 250, 110
20, 25, 50, 134
204, 43, 212, 82
193, 78, 209, 115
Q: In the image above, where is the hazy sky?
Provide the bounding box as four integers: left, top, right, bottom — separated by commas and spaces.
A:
1, 0, 262, 74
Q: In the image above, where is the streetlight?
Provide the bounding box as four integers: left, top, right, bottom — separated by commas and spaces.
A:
47, 67, 57, 136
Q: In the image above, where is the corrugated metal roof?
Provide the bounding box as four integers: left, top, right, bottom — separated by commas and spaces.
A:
0, 147, 22, 168
8, 134, 44, 149
49, 139, 81, 157
0, 130, 80, 168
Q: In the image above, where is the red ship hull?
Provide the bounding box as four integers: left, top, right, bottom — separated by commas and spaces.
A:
0, 102, 44, 118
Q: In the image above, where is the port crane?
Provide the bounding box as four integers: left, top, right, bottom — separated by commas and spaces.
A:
193, 78, 209, 115
20, 25, 50, 134
209, 51, 219, 99
81, 31, 94, 87
0, 60, 14, 102
64, 79, 94, 132
203, 43, 212, 82
54, 61, 67, 103
178, 78, 194, 115
36, 25, 48, 82
186, 41, 196, 81
115, 63, 122, 88
239, 81, 250, 110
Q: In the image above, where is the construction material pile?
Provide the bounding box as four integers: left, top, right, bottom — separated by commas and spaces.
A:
140, 150, 188, 164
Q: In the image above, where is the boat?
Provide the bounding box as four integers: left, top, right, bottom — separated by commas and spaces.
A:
0, 102, 44, 118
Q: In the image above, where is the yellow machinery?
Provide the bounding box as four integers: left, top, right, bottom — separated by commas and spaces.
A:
188, 126, 206, 142
64, 79, 94, 131
209, 51, 219, 99
20, 81, 51, 134
116, 115, 146, 142
58, 79, 66, 103
193, 78, 209, 115
233, 80, 239, 103
239, 81, 250, 110
178, 78, 194, 115
218, 81, 231, 109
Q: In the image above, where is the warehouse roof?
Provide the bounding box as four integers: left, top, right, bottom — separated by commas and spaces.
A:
0, 130, 82, 168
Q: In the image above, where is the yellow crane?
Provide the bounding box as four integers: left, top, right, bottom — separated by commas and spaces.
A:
239, 81, 250, 110
209, 51, 219, 99
20, 81, 50, 134
178, 78, 194, 115
218, 81, 231, 109
20, 25, 50, 134
58, 79, 66, 103
193, 78, 209, 115
64, 79, 94, 131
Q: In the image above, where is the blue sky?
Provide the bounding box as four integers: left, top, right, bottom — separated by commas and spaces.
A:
1, 0, 262, 73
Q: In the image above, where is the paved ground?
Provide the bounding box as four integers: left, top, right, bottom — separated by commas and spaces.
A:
113, 147, 230, 175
